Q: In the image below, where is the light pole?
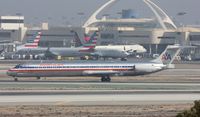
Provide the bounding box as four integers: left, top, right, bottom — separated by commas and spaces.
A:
16, 13, 22, 43
77, 12, 85, 26
116, 11, 122, 18
34, 17, 38, 27
47, 17, 52, 26
61, 16, 67, 27
102, 14, 110, 18
176, 12, 187, 45
16, 13, 21, 29
177, 12, 187, 28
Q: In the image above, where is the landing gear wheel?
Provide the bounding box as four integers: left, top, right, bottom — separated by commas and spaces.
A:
14, 78, 18, 82
101, 76, 111, 82
101, 76, 106, 82
36, 77, 41, 80
80, 57, 86, 60
121, 58, 127, 61
106, 76, 111, 82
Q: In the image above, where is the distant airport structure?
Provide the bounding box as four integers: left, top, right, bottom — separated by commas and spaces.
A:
121, 9, 137, 19
0, 0, 200, 59
83, 0, 200, 56
0, 16, 25, 30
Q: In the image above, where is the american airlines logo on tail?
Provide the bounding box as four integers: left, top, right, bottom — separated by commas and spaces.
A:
83, 31, 98, 49
71, 30, 98, 50
79, 31, 98, 52
25, 31, 42, 48
162, 52, 172, 61
84, 34, 90, 42
161, 47, 180, 65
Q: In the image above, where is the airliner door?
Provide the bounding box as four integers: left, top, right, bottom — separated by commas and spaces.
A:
129, 65, 135, 71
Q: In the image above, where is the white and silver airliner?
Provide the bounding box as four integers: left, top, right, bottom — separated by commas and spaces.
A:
50, 32, 147, 59
14, 31, 98, 59
7, 45, 181, 82
15, 31, 47, 55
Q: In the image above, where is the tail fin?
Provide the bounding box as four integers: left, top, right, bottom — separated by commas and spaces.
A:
152, 45, 181, 65
71, 31, 98, 48
71, 31, 83, 47
82, 31, 98, 49
25, 31, 42, 48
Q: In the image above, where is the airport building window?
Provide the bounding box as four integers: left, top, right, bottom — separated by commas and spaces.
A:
0, 19, 24, 23
42, 34, 73, 37
26, 34, 73, 37
189, 35, 200, 41
100, 42, 113, 45
39, 41, 64, 47
0, 32, 11, 38
158, 36, 176, 39
119, 35, 149, 38
101, 33, 114, 39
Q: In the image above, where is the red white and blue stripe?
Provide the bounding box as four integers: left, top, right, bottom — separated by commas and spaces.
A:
25, 31, 42, 48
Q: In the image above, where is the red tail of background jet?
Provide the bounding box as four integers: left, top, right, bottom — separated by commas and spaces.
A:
24, 31, 42, 48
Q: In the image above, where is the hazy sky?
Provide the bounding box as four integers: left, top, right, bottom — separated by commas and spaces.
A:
0, 0, 199, 26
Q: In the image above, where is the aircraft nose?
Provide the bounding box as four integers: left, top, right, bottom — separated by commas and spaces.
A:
7, 70, 16, 77
143, 48, 147, 53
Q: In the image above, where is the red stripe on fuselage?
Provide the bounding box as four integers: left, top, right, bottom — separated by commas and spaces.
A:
83, 46, 95, 48
79, 49, 94, 52
9, 68, 130, 73
24, 45, 38, 48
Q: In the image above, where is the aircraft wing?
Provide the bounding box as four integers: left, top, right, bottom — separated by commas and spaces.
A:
82, 70, 121, 76
90, 51, 103, 57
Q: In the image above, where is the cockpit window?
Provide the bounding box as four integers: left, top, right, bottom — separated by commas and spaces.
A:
14, 64, 21, 68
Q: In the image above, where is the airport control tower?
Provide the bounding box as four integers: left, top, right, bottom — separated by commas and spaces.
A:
121, 9, 136, 19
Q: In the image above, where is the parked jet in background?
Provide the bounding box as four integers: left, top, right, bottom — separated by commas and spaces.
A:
82, 32, 147, 59
12, 30, 146, 60
13, 31, 98, 59
51, 31, 146, 60
7, 45, 181, 82
13, 31, 51, 59
92, 45, 146, 60
49, 31, 98, 57
15, 31, 46, 55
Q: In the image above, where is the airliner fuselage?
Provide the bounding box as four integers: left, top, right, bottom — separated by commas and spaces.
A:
7, 61, 165, 82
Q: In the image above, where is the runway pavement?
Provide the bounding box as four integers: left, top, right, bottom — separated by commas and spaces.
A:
0, 93, 199, 105
1, 82, 200, 91
0, 82, 200, 105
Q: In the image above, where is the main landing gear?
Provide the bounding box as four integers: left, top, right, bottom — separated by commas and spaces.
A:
121, 58, 127, 61
13, 77, 41, 81
14, 77, 18, 81
101, 76, 111, 82
37, 77, 41, 80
